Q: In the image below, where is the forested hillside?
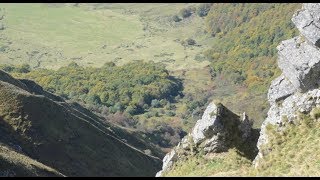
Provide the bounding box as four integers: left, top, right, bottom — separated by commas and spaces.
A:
205, 3, 299, 90
202, 3, 301, 126
3, 61, 186, 150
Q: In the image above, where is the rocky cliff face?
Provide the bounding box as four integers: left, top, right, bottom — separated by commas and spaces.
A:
156, 101, 257, 177
254, 3, 320, 166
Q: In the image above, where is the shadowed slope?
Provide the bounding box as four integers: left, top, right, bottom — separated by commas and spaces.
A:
0, 70, 162, 176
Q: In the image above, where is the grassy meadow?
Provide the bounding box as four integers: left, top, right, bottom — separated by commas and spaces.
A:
0, 3, 212, 70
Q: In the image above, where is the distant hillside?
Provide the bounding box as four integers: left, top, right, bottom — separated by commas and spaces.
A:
0, 69, 162, 176
5, 61, 187, 151
202, 3, 302, 126
0, 3, 303, 129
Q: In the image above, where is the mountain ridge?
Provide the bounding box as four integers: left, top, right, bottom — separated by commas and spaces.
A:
0, 69, 162, 177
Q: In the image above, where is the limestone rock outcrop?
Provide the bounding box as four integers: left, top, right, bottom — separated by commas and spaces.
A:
292, 3, 320, 47
267, 74, 296, 103
257, 88, 320, 162
155, 149, 178, 177
277, 36, 320, 92
254, 3, 320, 166
156, 101, 254, 177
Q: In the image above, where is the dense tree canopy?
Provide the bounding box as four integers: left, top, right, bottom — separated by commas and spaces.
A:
204, 3, 301, 94
10, 61, 183, 116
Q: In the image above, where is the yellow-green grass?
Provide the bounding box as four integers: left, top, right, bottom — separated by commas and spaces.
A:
251, 111, 320, 176
164, 148, 252, 177
164, 108, 320, 177
0, 3, 212, 70
0, 3, 143, 69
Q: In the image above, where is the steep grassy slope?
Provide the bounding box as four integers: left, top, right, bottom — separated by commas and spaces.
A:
164, 148, 252, 177
251, 111, 320, 176
0, 144, 64, 177
0, 70, 162, 176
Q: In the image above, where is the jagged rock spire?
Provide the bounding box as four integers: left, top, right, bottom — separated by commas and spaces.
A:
156, 101, 254, 176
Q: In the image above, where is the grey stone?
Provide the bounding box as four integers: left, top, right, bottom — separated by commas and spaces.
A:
268, 74, 296, 103
255, 5, 320, 166
191, 101, 246, 154
191, 102, 223, 145
180, 135, 191, 150
255, 89, 320, 166
292, 3, 320, 47
277, 36, 320, 92
156, 101, 252, 176
203, 133, 227, 153
155, 149, 177, 177
155, 171, 162, 177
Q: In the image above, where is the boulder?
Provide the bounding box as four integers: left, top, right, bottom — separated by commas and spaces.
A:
155, 149, 177, 177
191, 102, 223, 145
203, 134, 227, 153
277, 36, 320, 92
292, 3, 320, 47
180, 134, 191, 150
254, 4, 320, 164
191, 102, 251, 154
156, 102, 256, 176
268, 74, 296, 103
